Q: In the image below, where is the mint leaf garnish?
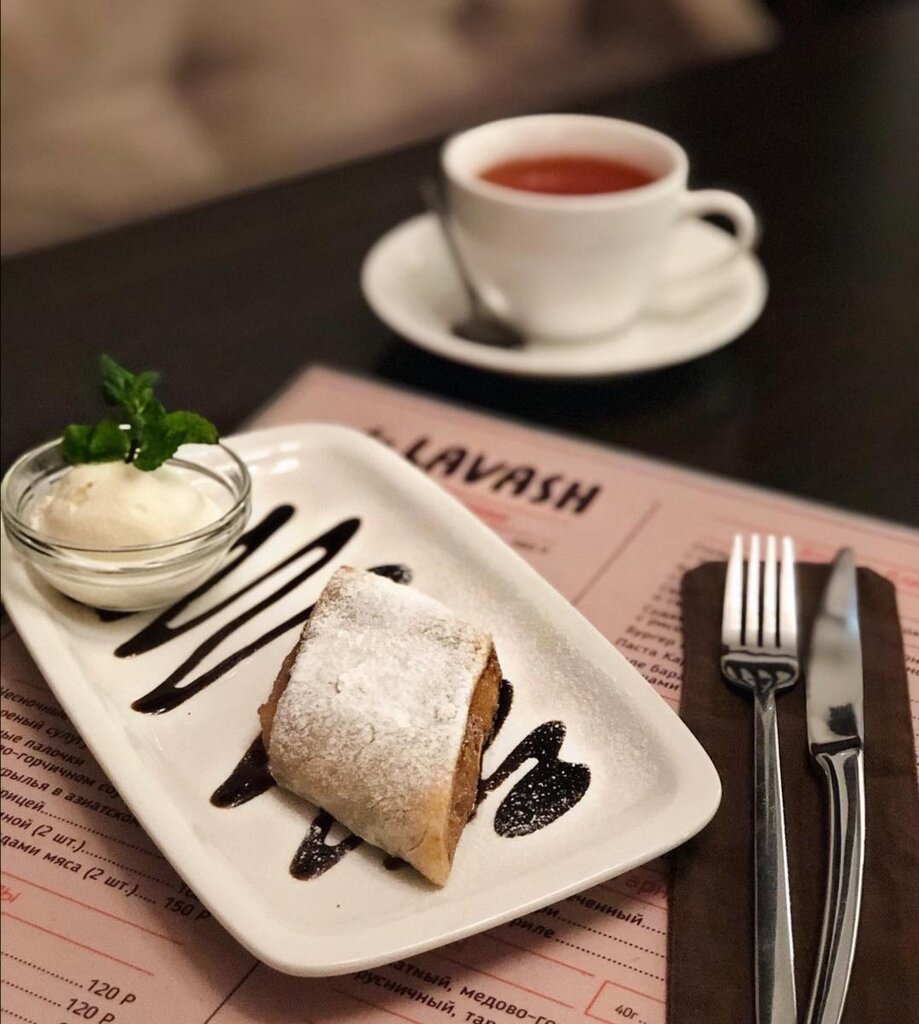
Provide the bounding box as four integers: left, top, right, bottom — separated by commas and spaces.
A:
162, 411, 220, 445
100, 355, 163, 437
61, 421, 131, 464
132, 411, 219, 471
62, 356, 219, 471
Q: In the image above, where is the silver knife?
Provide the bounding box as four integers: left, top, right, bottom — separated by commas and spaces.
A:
805, 548, 865, 1024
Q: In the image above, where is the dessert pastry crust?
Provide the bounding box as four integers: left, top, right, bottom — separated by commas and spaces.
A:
259, 566, 501, 885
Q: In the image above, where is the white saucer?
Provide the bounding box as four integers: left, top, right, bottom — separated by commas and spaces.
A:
361, 213, 767, 378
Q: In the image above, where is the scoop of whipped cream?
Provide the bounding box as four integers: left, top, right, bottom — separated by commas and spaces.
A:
34, 462, 222, 548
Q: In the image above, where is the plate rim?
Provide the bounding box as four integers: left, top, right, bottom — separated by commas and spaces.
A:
1, 423, 721, 975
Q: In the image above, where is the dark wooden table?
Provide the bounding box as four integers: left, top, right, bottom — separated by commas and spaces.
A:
3, 4, 918, 524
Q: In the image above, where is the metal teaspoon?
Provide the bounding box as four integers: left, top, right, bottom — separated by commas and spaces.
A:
419, 178, 526, 350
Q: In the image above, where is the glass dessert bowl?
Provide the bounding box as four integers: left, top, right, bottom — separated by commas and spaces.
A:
1, 440, 251, 611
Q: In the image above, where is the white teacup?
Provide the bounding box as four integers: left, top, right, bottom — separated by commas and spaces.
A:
442, 114, 758, 340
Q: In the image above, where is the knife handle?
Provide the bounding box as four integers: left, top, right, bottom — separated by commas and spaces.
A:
753, 688, 797, 1024
806, 746, 865, 1024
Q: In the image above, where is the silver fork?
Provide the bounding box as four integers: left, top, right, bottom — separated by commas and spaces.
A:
721, 534, 799, 1024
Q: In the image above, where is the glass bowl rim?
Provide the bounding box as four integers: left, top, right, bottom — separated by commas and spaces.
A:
1, 438, 252, 557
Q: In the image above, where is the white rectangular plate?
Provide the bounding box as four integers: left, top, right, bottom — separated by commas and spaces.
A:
0, 425, 720, 976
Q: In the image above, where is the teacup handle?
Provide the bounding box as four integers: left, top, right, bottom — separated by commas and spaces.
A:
666, 189, 759, 285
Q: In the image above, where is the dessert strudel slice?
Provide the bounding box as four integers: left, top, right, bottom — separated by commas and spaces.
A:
259, 566, 502, 885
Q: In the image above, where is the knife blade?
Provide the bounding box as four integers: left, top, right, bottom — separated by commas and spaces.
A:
806, 548, 864, 752
805, 548, 865, 1024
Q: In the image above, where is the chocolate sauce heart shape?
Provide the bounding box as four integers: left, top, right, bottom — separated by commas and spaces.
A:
482, 720, 591, 837
494, 758, 591, 837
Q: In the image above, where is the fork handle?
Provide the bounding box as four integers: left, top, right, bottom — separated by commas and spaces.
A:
754, 688, 797, 1024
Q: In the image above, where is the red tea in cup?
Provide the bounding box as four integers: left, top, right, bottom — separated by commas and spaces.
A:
479, 154, 656, 195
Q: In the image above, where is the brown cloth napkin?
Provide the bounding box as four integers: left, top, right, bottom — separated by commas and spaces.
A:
669, 563, 919, 1024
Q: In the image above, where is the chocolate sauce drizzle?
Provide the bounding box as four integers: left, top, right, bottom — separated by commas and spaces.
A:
210, 735, 273, 808
290, 812, 363, 880
368, 564, 414, 585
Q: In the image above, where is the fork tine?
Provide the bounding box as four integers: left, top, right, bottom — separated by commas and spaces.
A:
762, 534, 778, 648
779, 536, 798, 654
745, 533, 762, 648
722, 533, 744, 648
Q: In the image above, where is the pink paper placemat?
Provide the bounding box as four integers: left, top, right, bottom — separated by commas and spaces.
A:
3, 367, 917, 1024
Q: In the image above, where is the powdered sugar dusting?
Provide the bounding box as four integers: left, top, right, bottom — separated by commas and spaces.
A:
268, 566, 493, 859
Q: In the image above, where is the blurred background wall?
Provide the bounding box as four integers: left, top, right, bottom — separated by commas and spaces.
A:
1, 0, 774, 255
